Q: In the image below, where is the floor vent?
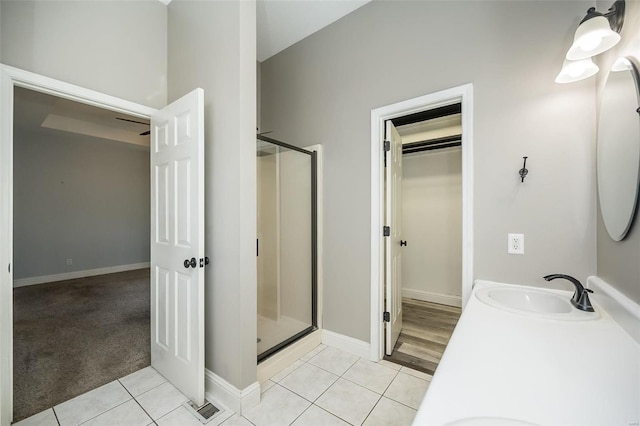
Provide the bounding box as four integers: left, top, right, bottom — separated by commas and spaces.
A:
184, 399, 229, 424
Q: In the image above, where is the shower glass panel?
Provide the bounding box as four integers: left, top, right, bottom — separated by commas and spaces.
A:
256, 136, 317, 362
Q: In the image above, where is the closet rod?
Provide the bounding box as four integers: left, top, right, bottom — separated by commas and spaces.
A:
402, 134, 461, 155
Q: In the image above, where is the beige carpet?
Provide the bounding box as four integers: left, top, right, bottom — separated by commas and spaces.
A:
13, 269, 150, 422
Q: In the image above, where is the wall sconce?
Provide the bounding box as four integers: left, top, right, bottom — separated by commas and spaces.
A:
555, 58, 599, 84
556, 0, 625, 83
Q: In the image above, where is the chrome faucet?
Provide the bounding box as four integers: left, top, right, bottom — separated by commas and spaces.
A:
543, 274, 595, 312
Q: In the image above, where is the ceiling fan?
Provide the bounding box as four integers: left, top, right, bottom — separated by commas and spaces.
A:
116, 117, 150, 136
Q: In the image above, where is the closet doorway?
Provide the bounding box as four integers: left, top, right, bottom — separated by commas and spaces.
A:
369, 84, 474, 367
384, 104, 463, 374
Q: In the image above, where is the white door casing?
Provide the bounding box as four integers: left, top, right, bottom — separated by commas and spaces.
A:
150, 88, 205, 406
385, 120, 403, 356
370, 83, 474, 362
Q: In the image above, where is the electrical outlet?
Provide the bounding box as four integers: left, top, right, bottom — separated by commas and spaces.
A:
508, 234, 524, 254
66, 258, 72, 265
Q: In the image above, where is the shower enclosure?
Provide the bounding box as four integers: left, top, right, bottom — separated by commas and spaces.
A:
256, 135, 317, 362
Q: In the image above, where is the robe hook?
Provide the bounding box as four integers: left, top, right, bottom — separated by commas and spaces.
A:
519, 156, 529, 183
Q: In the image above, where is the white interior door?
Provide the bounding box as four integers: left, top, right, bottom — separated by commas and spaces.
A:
385, 120, 403, 356
150, 88, 205, 406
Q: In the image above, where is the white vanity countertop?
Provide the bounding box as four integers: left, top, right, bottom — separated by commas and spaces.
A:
413, 280, 640, 426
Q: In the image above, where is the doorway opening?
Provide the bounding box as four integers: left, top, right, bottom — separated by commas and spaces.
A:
383, 104, 463, 374
11, 86, 152, 421
369, 84, 474, 365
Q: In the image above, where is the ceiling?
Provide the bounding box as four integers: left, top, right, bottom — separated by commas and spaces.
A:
256, 0, 371, 62
161, 0, 371, 62
14, 87, 151, 148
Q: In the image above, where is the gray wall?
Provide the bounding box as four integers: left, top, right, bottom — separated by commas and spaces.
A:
168, 0, 257, 390
0, 0, 168, 108
260, 0, 597, 342
402, 148, 462, 301
13, 128, 150, 280
595, 0, 640, 303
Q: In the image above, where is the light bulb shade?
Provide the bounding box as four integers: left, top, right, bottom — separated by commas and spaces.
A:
566, 16, 621, 60
555, 58, 599, 83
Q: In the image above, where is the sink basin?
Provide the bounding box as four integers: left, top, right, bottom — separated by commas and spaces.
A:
476, 286, 599, 320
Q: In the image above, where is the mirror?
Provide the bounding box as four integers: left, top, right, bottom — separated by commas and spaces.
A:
597, 57, 640, 241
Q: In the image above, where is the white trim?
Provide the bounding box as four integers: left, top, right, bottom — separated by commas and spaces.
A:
13, 263, 151, 288
0, 64, 158, 426
587, 276, 640, 344
204, 369, 260, 415
402, 288, 462, 308
370, 84, 474, 362
257, 329, 322, 383
321, 329, 371, 359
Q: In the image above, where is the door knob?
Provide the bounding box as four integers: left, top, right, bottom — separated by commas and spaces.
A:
400, 240, 407, 247
184, 257, 197, 268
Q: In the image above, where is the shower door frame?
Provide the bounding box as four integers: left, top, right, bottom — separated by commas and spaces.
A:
256, 134, 318, 363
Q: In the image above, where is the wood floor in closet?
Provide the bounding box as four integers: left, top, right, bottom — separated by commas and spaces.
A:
385, 298, 462, 375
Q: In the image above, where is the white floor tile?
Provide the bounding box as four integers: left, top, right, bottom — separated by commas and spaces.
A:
54, 381, 131, 426
343, 358, 399, 394
315, 378, 380, 426
307, 347, 359, 376
135, 381, 188, 420
279, 363, 339, 402
270, 360, 304, 383
291, 405, 349, 426
13, 408, 58, 426
383, 372, 430, 410
156, 406, 202, 426
399, 366, 433, 381
299, 344, 327, 362
362, 396, 416, 426
119, 366, 167, 397
156, 405, 234, 426
261, 380, 276, 394
80, 400, 152, 426
377, 360, 402, 371
243, 384, 310, 426
220, 414, 254, 426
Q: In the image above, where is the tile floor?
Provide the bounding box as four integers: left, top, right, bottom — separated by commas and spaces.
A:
14, 344, 431, 426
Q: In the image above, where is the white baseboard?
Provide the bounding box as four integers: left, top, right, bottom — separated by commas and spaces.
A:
204, 369, 260, 415
12, 262, 150, 288
587, 276, 640, 344
322, 329, 370, 359
402, 288, 462, 308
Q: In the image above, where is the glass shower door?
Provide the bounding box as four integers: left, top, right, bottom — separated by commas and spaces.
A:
256, 136, 317, 361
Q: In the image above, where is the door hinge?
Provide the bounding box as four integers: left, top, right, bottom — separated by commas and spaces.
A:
383, 311, 390, 322
199, 257, 210, 268
383, 226, 390, 237
384, 140, 391, 168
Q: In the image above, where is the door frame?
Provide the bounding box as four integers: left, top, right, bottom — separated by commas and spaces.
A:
369, 84, 474, 361
0, 64, 158, 425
